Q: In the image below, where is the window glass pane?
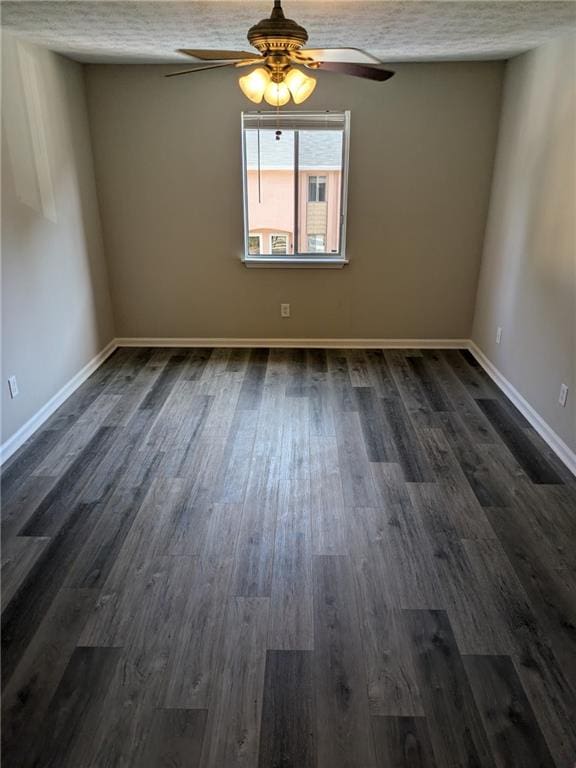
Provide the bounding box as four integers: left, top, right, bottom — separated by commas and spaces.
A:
242, 113, 348, 261
245, 129, 295, 256
298, 131, 343, 254
308, 176, 317, 202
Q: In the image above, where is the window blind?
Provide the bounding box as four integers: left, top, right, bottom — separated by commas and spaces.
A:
242, 111, 347, 132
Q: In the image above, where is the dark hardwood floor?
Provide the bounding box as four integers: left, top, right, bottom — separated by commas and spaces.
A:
2, 346, 575, 768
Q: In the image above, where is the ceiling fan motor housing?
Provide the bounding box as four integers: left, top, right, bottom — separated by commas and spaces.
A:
247, 0, 309, 54
168, 0, 394, 91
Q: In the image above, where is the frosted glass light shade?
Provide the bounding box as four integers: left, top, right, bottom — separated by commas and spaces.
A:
238, 68, 270, 103
263, 80, 290, 107
285, 68, 317, 104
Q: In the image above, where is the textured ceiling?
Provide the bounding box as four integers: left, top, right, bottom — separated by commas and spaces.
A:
1, 1, 575, 64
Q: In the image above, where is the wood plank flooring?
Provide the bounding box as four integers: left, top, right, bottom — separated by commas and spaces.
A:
2, 346, 575, 768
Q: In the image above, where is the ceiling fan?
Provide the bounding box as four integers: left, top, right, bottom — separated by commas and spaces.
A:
166, 0, 395, 106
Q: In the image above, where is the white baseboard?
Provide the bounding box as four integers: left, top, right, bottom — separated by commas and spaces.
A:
0, 339, 118, 465
468, 341, 575, 477
115, 337, 467, 349
3, 335, 573, 477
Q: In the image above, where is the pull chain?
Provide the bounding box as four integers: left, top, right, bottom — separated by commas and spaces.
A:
276, 96, 282, 141
257, 114, 261, 204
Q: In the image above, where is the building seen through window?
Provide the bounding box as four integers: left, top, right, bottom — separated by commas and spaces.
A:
242, 112, 350, 262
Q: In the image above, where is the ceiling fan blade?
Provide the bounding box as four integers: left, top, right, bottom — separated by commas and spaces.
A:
165, 62, 239, 78
178, 49, 257, 61
296, 48, 382, 65
314, 62, 395, 82
232, 58, 265, 68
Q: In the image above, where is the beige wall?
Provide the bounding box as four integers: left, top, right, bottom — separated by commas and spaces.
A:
85, 61, 503, 340
472, 35, 576, 451
1, 33, 115, 444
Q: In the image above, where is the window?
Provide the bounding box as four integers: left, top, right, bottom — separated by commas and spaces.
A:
308, 175, 327, 202
307, 234, 326, 252
270, 233, 288, 254
242, 111, 350, 266
248, 234, 262, 255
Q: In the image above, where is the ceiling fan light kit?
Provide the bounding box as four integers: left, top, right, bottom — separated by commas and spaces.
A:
264, 79, 291, 107
238, 68, 270, 102
168, 0, 395, 105
284, 68, 317, 104
239, 66, 317, 105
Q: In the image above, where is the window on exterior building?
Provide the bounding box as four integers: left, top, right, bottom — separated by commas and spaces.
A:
270, 233, 288, 254
242, 111, 350, 266
248, 234, 262, 255
308, 175, 327, 203
307, 234, 326, 252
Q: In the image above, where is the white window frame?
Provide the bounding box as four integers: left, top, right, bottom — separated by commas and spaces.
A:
241, 111, 351, 268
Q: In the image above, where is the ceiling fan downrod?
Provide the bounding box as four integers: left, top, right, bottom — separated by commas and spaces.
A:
247, 1, 309, 55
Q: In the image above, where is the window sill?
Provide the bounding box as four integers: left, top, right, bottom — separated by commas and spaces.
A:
243, 257, 348, 269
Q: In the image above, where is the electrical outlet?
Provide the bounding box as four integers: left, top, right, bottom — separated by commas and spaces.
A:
559, 383, 568, 408
496, 327, 503, 344
280, 303, 290, 318
8, 375, 19, 399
